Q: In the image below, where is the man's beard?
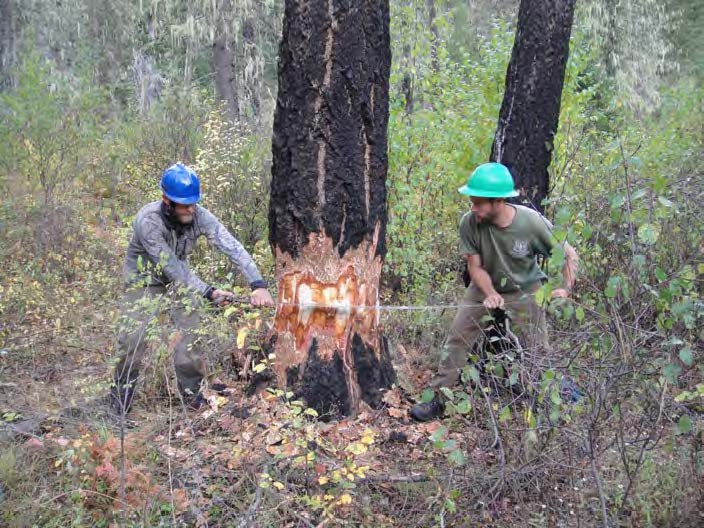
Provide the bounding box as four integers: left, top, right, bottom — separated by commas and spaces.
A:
477, 211, 498, 224
176, 212, 194, 224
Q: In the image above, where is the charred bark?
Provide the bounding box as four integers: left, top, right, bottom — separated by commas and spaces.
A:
490, 0, 576, 212
269, 0, 394, 417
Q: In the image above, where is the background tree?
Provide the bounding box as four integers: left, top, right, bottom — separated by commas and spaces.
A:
583, 0, 678, 112
268, 0, 395, 417
0, 0, 16, 88
160, 0, 283, 124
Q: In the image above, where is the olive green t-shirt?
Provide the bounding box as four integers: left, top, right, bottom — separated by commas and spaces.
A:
459, 205, 555, 293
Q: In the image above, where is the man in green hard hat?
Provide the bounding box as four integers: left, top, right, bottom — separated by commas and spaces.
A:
410, 162, 579, 421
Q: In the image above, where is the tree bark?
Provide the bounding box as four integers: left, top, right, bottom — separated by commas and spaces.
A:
0, 0, 15, 88
242, 16, 261, 122
426, 0, 439, 71
213, 34, 240, 122
402, 68, 414, 114
269, 0, 395, 417
133, 11, 162, 115
489, 0, 576, 212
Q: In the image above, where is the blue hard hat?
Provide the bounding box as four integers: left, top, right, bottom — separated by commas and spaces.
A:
160, 163, 201, 204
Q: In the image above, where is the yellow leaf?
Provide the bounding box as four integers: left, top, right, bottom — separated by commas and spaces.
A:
338, 493, 352, 505
237, 328, 248, 348
273, 481, 285, 490
360, 429, 375, 445
253, 362, 267, 373
318, 475, 329, 485
345, 442, 367, 455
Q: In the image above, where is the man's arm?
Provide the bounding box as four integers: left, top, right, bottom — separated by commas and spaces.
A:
466, 254, 504, 309
531, 211, 578, 299
199, 209, 274, 307
199, 209, 266, 287
552, 242, 579, 299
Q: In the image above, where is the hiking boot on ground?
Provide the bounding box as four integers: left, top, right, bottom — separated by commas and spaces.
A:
110, 383, 136, 416
184, 392, 207, 411
409, 392, 446, 422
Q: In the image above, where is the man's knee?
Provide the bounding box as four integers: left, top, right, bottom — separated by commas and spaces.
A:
174, 350, 206, 396
173, 337, 206, 374
446, 314, 483, 349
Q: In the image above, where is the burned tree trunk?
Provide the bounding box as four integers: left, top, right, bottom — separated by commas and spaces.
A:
490, 0, 576, 212
269, 0, 395, 417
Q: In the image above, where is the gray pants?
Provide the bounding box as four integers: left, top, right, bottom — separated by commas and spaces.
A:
430, 283, 550, 389
114, 285, 207, 398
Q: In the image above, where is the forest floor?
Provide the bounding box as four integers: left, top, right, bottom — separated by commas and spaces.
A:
1, 272, 702, 527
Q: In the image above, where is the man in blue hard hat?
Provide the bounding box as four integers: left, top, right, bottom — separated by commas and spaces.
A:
410, 163, 579, 421
111, 163, 274, 414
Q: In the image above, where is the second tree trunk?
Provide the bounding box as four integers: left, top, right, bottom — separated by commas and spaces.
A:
490, 0, 576, 212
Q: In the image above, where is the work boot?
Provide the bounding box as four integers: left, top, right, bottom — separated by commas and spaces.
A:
560, 376, 583, 403
184, 392, 207, 411
409, 392, 446, 422
110, 382, 136, 416
177, 380, 207, 411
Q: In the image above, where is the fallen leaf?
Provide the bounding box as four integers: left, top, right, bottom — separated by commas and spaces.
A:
237, 328, 248, 349
338, 493, 352, 505
388, 407, 406, 419
171, 488, 190, 514
24, 437, 44, 449
382, 388, 402, 407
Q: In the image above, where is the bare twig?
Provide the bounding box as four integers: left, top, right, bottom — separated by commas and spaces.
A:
477, 379, 506, 501
617, 137, 638, 256
38, 489, 130, 509
164, 369, 177, 526
586, 431, 610, 528
367, 473, 429, 483
616, 381, 668, 518
237, 474, 265, 528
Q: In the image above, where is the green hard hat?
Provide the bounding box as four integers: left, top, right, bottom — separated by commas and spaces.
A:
458, 162, 519, 198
